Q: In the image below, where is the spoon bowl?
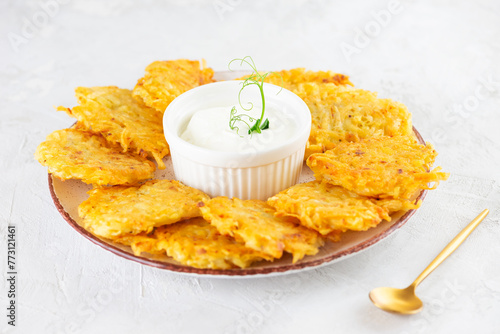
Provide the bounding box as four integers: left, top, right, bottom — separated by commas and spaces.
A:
369, 286, 423, 314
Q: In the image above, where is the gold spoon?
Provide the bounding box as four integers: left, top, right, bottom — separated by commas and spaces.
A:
369, 209, 490, 314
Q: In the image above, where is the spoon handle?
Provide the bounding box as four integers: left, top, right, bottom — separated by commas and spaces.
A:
410, 209, 489, 289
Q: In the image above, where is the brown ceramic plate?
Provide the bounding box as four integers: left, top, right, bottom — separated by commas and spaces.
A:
48, 71, 427, 277
49, 129, 426, 278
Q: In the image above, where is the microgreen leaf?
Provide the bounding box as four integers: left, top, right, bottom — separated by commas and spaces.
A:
260, 118, 269, 131
248, 119, 262, 134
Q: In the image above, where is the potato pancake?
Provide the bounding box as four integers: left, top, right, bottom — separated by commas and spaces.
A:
238, 67, 353, 91
307, 136, 449, 199
59, 86, 169, 168
267, 181, 419, 236
294, 83, 414, 159
133, 59, 214, 113
79, 180, 210, 238
35, 128, 155, 186
200, 197, 324, 263
115, 218, 269, 269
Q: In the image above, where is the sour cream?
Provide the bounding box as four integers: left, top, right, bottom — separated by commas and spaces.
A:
180, 105, 297, 152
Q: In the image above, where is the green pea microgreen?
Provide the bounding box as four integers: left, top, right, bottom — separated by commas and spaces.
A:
228, 56, 281, 135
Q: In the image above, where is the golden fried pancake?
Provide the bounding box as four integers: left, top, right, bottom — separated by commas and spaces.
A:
238, 67, 353, 92
79, 180, 210, 238
35, 128, 155, 186
133, 59, 214, 113
268, 181, 419, 235
200, 197, 324, 263
295, 83, 414, 159
307, 136, 449, 199
115, 218, 268, 269
59, 86, 169, 168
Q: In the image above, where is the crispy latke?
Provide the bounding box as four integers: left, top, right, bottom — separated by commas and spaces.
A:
295, 83, 414, 159
58, 86, 169, 168
79, 180, 210, 239
200, 197, 324, 263
238, 67, 353, 91
115, 218, 269, 269
267, 181, 420, 236
35, 128, 155, 186
307, 136, 449, 199
133, 59, 214, 113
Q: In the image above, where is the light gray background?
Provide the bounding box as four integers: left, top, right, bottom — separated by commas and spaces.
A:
1, 0, 499, 333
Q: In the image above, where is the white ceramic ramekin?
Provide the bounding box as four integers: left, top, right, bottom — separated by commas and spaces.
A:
163, 80, 311, 200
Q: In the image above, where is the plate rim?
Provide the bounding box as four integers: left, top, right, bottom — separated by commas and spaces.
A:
48, 127, 427, 277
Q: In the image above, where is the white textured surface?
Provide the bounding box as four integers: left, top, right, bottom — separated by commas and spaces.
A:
1, 0, 500, 333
